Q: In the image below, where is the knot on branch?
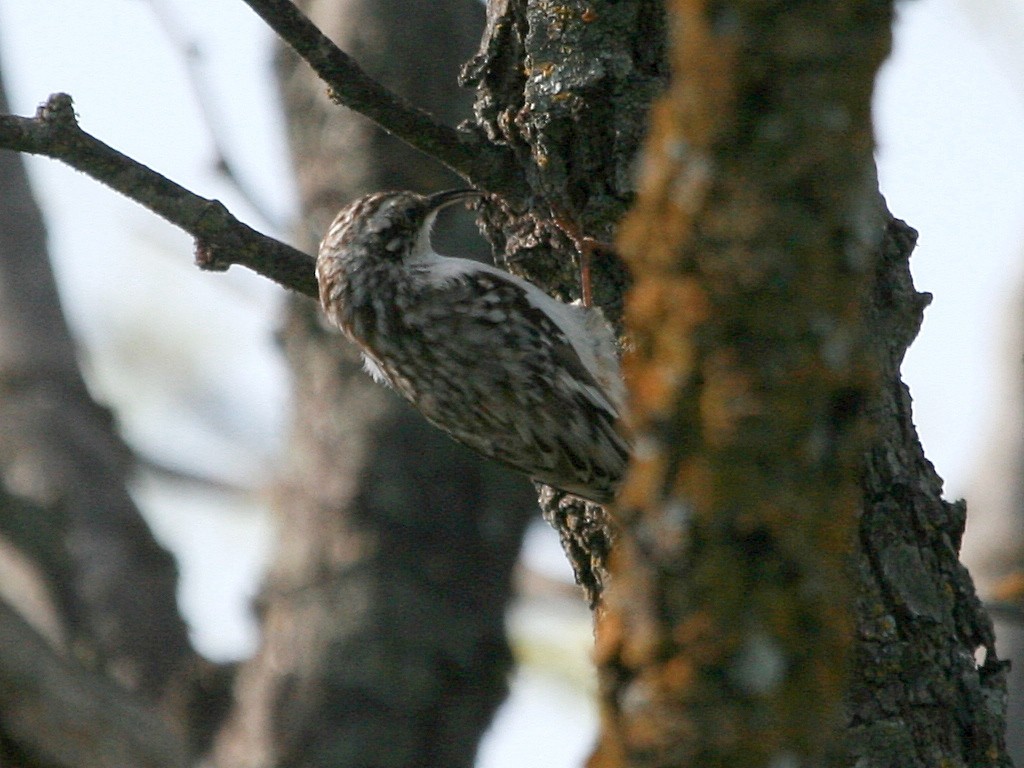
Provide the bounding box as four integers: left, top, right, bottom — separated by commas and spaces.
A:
194, 239, 231, 273
37, 93, 78, 130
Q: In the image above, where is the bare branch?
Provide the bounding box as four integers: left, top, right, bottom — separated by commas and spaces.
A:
0, 94, 318, 298
236, 0, 524, 195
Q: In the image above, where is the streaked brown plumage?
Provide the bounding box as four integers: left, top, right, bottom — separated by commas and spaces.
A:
316, 189, 629, 503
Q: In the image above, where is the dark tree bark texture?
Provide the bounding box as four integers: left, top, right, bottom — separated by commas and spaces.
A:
847, 214, 1008, 767
464, 0, 664, 315
586, 2, 1009, 767
591, 1, 887, 763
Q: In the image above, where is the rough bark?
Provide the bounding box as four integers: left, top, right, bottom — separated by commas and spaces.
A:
465, 0, 667, 602
961, 289, 1024, 765
464, 0, 663, 316
585, 2, 884, 763
211, 3, 535, 768
845, 213, 1008, 767
580, 1, 1007, 766
460, 0, 1012, 765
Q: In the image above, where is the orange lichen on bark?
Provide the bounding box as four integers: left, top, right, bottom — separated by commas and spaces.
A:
593, 0, 892, 766
622, 277, 709, 417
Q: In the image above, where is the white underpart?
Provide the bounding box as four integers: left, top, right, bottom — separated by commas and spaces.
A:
567, 297, 627, 412
360, 351, 390, 385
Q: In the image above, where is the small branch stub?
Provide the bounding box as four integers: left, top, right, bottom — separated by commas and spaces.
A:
37, 91, 76, 127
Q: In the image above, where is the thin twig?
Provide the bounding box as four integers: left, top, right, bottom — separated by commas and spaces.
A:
236, 0, 523, 196
144, 0, 285, 228
0, 94, 318, 298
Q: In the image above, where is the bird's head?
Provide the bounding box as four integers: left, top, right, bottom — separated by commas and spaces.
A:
319, 189, 481, 267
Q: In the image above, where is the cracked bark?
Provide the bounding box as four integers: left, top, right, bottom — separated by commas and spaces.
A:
846, 214, 1008, 767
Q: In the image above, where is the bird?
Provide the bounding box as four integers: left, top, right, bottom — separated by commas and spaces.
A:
315, 189, 630, 504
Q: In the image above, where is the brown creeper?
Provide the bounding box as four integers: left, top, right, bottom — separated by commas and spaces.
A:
315, 189, 629, 503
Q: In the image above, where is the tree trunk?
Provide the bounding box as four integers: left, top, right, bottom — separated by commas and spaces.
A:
961, 290, 1024, 765
467, 1, 1011, 765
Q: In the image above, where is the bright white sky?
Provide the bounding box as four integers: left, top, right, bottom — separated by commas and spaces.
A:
1, 1, 1023, 765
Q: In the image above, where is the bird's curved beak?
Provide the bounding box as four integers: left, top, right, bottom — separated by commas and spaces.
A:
425, 188, 483, 212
